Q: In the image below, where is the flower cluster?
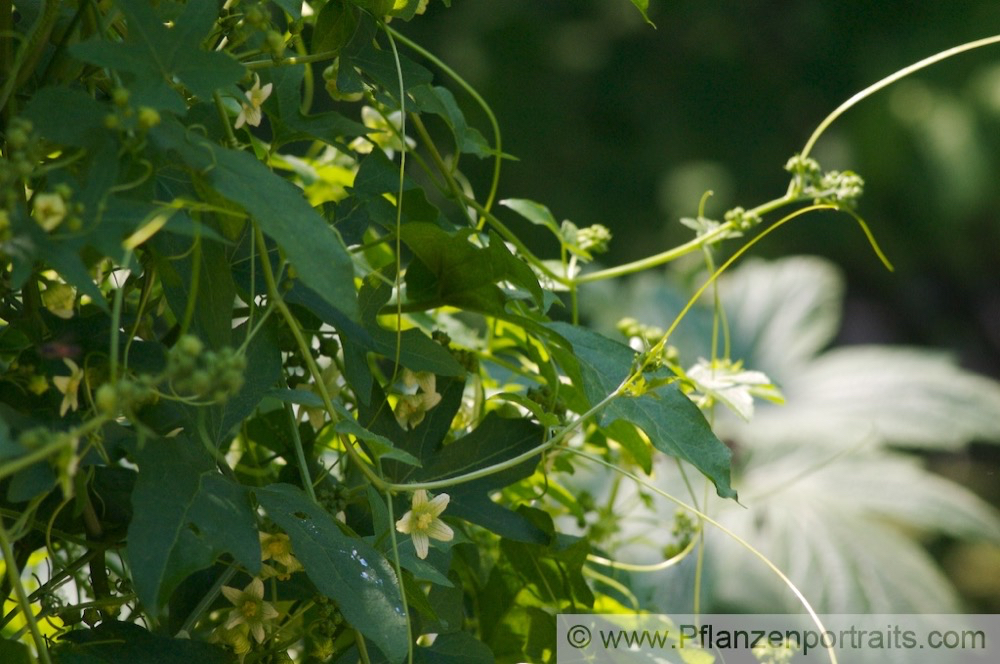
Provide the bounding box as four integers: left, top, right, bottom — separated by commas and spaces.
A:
784, 154, 864, 207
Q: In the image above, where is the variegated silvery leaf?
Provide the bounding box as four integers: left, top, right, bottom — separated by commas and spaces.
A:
728, 345, 1000, 450
704, 448, 1000, 613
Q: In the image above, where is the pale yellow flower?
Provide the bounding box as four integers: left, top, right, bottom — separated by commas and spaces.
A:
212, 623, 253, 661
395, 490, 453, 559
42, 282, 76, 319
235, 75, 273, 129
259, 531, 301, 573
53, 358, 84, 416
33, 193, 67, 231
221, 577, 279, 643
394, 369, 442, 429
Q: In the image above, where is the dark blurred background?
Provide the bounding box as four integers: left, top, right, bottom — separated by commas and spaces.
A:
401, 0, 1000, 608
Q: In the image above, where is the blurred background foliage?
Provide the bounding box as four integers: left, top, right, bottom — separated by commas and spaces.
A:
402, 0, 1000, 608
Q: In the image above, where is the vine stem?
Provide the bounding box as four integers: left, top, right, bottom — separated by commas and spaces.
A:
0, 516, 53, 664
385, 25, 504, 217
0, 0, 61, 113
383, 372, 628, 493
252, 225, 387, 492
575, 193, 795, 284
565, 447, 838, 664
800, 33, 1000, 159
384, 489, 414, 664
587, 531, 698, 572
176, 565, 237, 637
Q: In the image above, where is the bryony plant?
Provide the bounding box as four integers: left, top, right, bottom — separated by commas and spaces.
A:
0, 1, 998, 663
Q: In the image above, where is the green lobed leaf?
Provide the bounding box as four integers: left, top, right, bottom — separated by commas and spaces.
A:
333, 403, 422, 466
151, 233, 235, 351
339, 273, 465, 403
255, 484, 409, 662
272, 0, 303, 19
0, 416, 20, 460
628, 0, 656, 27
0, 639, 30, 664
312, 0, 360, 56
346, 34, 433, 99
612, 385, 736, 499
414, 413, 543, 483
501, 507, 593, 607
22, 87, 110, 148
71, 0, 244, 111
548, 322, 736, 499
400, 223, 543, 312
52, 620, 233, 663
127, 438, 261, 615
267, 66, 368, 148
499, 198, 561, 235
150, 119, 360, 321
414, 632, 495, 664
211, 319, 284, 441
417, 415, 550, 544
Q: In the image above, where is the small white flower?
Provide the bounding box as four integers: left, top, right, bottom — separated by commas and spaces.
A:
235, 74, 273, 129
395, 490, 453, 559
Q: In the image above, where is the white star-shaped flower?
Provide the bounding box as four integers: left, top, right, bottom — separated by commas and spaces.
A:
395, 490, 453, 559
235, 74, 273, 129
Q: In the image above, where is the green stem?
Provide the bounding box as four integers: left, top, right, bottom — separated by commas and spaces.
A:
410, 112, 473, 223
384, 23, 407, 386
285, 401, 317, 502
0, 516, 53, 664
244, 50, 340, 69
177, 565, 237, 636
800, 33, 1000, 159
587, 531, 698, 572
0, 0, 62, 113
640, 204, 838, 375
576, 193, 796, 284
385, 25, 504, 217
108, 249, 133, 385
213, 91, 240, 148
565, 447, 838, 664
253, 225, 387, 491
463, 197, 567, 284
0, 416, 107, 483
384, 489, 414, 664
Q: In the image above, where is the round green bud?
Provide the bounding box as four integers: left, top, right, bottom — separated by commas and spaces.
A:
103, 113, 120, 130
245, 6, 266, 27
137, 107, 161, 130
176, 335, 204, 358
95, 383, 118, 416
6, 127, 28, 149
112, 88, 130, 107
266, 30, 285, 55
